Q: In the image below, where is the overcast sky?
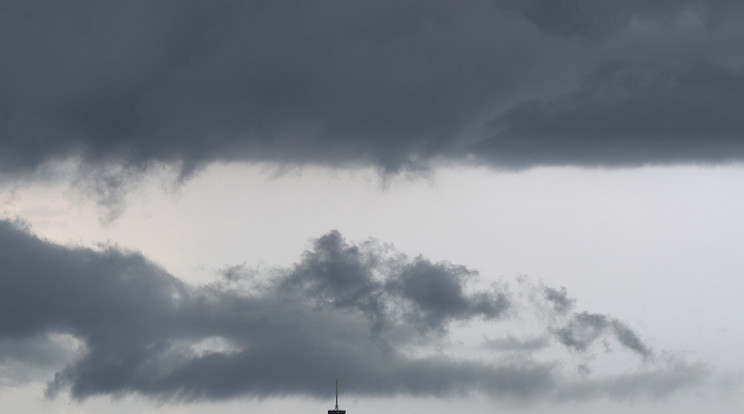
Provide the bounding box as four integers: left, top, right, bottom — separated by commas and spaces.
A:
1, 1, 744, 413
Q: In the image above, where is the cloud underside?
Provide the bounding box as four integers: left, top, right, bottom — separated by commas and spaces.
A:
0, 220, 706, 402
1, 0, 744, 180
0, 1, 734, 405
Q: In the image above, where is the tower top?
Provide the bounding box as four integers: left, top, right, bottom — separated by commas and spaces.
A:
328, 379, 346, 414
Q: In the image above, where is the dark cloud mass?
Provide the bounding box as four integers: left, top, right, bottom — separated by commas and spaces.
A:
1, 0, 743, 180
0, 220, 704, 402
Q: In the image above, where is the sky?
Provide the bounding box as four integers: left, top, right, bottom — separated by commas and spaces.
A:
1, 1, 744, 413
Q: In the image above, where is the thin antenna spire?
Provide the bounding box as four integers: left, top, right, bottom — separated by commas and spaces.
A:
328, 379, 345, 414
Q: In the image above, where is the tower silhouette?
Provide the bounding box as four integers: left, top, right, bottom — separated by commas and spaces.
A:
328, 379, 346, 414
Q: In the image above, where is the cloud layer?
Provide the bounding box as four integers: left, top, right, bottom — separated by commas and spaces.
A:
1, 0, 743, 179
0, 221, 705, 402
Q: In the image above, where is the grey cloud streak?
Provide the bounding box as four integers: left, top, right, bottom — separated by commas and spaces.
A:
0, 221, 705, 402
552, 312, 653, 359
1, 0, 743, 183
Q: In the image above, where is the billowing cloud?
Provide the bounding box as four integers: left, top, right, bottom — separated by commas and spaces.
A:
0, 220, 706, 402
1, 0, 743, 184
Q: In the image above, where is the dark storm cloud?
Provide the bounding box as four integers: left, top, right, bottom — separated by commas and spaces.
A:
0, 334, 76, 386
483, 62, 744, 167
495, 0, 744, 37
2, 0, 743, 182
0, 221, 703, 402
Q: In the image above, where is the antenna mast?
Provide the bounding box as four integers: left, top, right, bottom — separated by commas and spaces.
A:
328, 379, 345, 414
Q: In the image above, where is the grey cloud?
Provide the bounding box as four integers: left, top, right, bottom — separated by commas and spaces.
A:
540, 281, 652, 359
611, 320, 653, 359
557, 361, 710, 401
281, 231, 508, 333
0, 334, 76, 386
0, 0, 580, 176
484, 336, 551, 352
0, 221, 700, 401
553, 312, 610, 352
544, 286, 575, 314
281, 231, 386, 330
484, 61, 744, 168
2, 0, 743, 186
496, 0, 744, 37
385, 259, 509, 331
552, 312, 653, 359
